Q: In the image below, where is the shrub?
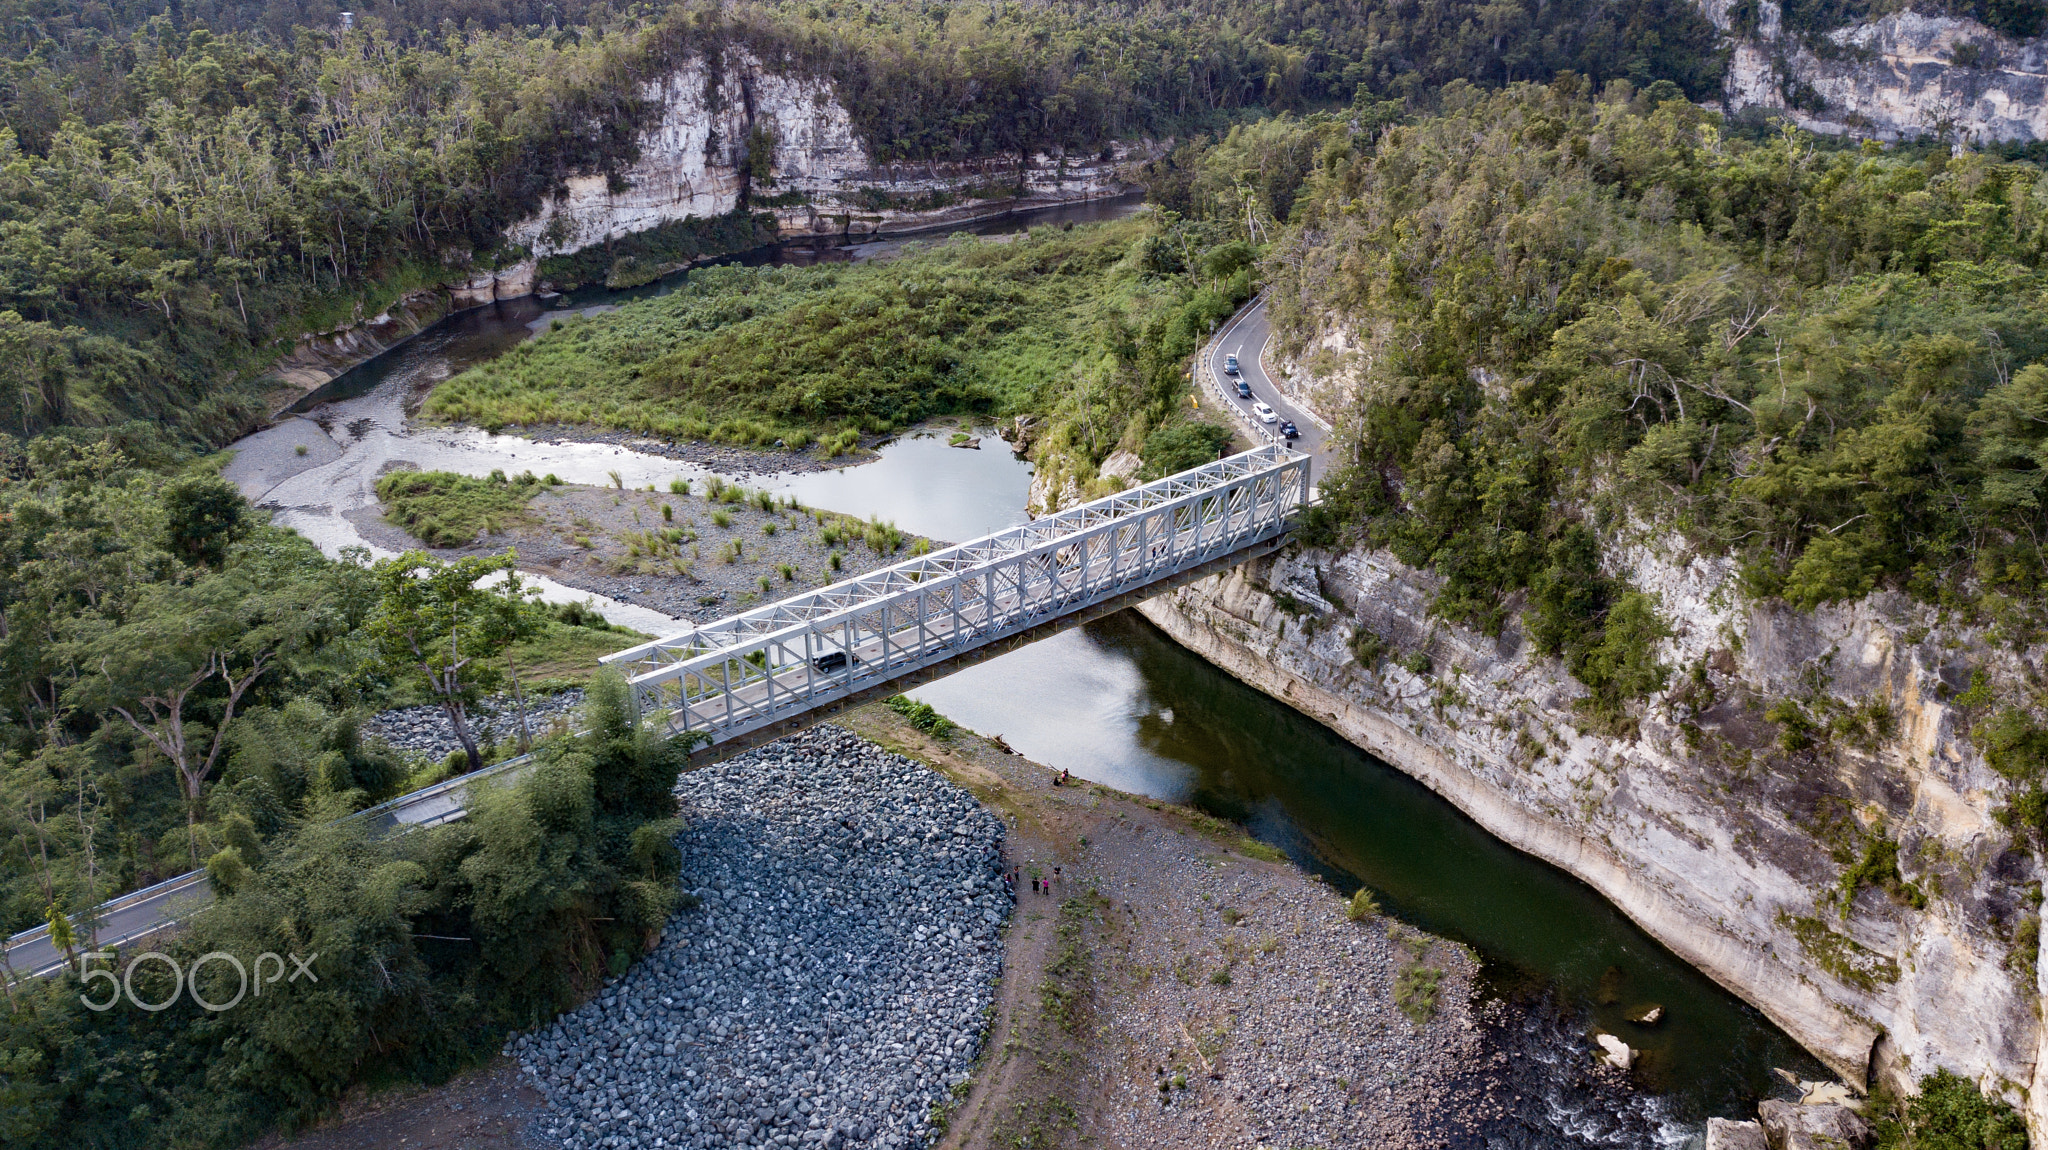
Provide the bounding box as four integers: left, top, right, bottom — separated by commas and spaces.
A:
1872, 1069, 2028, 1150
1140, 421, 1233, 479
375, 470, 540, 548
1347, 887, 1381, 921
886, 694, 957, 738
1395, 964, 1441, 1025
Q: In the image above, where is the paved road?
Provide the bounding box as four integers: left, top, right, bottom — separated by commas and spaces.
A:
4, 872, 212, 979
1205, 296, 1334, 483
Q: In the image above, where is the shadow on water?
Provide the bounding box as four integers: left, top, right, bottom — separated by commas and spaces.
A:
911, 611, 1825, 1130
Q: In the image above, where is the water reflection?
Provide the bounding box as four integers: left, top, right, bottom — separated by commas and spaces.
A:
910, 612, 1823, 1124
774, 430, 1034, 545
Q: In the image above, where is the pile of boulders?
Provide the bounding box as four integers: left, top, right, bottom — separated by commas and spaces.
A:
509, 726, 1009, 1150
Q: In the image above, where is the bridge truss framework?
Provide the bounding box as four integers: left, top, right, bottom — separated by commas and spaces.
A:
601, 444, 1312, 758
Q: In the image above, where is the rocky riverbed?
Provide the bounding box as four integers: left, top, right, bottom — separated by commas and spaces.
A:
508, 726, 1007, 1150
353, 478, 925, 624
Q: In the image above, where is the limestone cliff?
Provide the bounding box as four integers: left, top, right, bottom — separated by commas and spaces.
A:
507, 50, 1142, 260
1704, 0, 2048, 143
1138, 542, 2046, 1129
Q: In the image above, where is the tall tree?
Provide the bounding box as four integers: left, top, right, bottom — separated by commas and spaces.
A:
71, 564, 326, 868
364, 550, 533, 773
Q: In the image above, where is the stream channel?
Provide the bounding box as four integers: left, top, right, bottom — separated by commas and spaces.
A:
224, 194, 1822, 1147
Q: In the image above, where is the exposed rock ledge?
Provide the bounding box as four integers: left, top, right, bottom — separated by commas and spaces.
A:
1699, 0, 2048, 143
264, 52, 1138, 412
506, 50, 1145, 260
1136, 542, 2045, 1135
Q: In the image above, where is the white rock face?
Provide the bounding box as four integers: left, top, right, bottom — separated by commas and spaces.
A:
508, 51, 1143, 262
1705, 1117, 1769, 1150
1595, 1032, 1635, 1071
1138, 541, 2044, 1137
1704, 0, 2048, 143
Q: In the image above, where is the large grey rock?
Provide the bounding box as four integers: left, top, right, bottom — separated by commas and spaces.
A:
1758, 1100, 1871, 1150
1706, 1117, 1769, 1150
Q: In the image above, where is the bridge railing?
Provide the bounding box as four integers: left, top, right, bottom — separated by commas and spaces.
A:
605, 445, 1310, 747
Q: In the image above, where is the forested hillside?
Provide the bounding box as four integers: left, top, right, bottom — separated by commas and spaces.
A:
1270, 83, 2048, 629
0, 0, 1722, 447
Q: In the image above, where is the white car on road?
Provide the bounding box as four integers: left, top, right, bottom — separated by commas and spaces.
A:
1252, 401, 1277, 424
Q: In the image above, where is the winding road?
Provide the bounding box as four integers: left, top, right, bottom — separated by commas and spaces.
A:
1204, 295, 1335, 483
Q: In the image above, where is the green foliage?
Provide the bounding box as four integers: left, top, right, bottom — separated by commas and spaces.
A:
1346, 887, 1381, 921
885, 694, 957, 739
1782, 911, 1902, 990
1271, 83, 2048, 646
429, 219, 1186, 447
1981, 712, 2048, 848
540, 213, 782, 290
161, 473, 250, 567
1768, 698, 1821, 753
1139, 421, 1233, 480
363, 552, 543, 771
375, 469, 543, 548
0, 440, 394, 931
1394, 963, 1441, 1025
1837, 830, 1927, 916
1349, 627, 1388, 668
0, 677, 688, 1150
1872, 1069, 2029, 1150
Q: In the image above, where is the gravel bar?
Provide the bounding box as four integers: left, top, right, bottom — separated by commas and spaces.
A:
509, 726, 1008, 1150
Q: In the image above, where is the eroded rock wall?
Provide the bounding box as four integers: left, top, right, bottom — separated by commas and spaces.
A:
507, 51, 1141, 258
1137, 541, 2043, 1125
1705, 0, 2048, 143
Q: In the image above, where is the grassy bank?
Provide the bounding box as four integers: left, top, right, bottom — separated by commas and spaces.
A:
423, 217, 1252, 492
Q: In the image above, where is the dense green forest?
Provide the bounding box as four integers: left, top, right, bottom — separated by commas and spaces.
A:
0, 438, 633, 937
1, 669, 689, 1150
0, 437, 674, 1149
0, 0, 1723, 445
1267, 83, 2048, 642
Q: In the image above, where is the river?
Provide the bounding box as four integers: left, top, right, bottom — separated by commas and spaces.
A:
223, 195, 1821, 1146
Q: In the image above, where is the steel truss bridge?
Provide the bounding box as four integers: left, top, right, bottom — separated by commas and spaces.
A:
602, 445, 1311, 760
5, 446, 1307, 980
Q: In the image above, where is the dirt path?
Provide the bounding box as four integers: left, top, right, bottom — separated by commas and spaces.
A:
254, 1059, 546, 1150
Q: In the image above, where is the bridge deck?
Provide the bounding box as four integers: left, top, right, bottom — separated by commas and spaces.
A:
604, 445, 1310, 749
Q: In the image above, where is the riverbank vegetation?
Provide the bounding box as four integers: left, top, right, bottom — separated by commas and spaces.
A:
429, 215, 1258, 498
